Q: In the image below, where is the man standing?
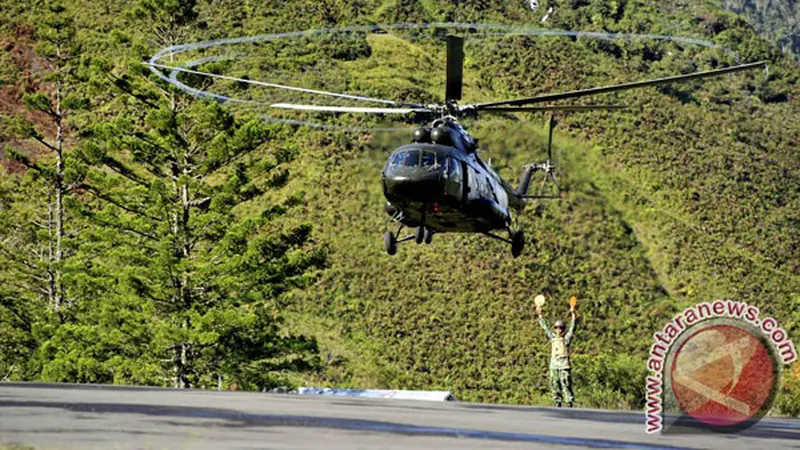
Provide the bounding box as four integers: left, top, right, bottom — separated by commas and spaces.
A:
536, 296, 577, 407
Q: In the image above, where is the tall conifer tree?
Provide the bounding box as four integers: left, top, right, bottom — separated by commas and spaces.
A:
2, 2, 83, 310
0, 2, 86, 380
65, 59, 324, 389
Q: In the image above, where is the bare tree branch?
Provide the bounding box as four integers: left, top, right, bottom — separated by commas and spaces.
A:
80, 183, 165, 222
31, 135, 59, 153
100, 157, 153, 188
86, 212, 161, 243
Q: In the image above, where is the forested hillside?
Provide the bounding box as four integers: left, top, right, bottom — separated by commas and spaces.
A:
720, 0, 800, 59
1, 0, 798, 414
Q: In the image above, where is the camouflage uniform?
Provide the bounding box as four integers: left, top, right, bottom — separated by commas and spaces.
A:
539, 316, 576, 406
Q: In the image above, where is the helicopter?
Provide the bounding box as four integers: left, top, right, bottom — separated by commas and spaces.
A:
270, 35, 765, 257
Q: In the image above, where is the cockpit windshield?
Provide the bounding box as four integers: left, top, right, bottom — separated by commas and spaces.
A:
385, 148, 444, 174
403, 150, 420, 167
389, 151, 403, 168
421, 151, 436, 168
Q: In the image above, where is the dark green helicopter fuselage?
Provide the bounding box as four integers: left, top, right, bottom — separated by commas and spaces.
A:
381, 122, 526, 233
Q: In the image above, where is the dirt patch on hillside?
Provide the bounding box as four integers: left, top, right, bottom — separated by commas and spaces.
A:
1, 24, 56, 173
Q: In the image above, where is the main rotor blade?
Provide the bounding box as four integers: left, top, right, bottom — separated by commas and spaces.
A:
270, 103, 433, 114
446, 35, 464, 102
474, 61, 766, 109
478, 104, 627, 112
148, 62, 426, 108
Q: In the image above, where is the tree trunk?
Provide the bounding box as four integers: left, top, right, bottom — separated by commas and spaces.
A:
182, 182, 191, 258
172, 157, 193, 388
47, 192, 55, 307
54, 80, 64, 310
173, 339, 190, 389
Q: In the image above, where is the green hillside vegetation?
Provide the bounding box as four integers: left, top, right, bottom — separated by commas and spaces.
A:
1, 0, 798, 414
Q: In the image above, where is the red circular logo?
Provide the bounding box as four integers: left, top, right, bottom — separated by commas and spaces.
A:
670, 324, 776, 427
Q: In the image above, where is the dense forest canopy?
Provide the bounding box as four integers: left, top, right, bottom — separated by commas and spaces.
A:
0, 0, 798, 415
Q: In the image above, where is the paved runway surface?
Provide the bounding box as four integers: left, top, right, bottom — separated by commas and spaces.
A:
1, 383, 799, 449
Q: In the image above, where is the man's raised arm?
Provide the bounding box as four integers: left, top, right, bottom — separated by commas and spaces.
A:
566, 301, 577, 343
537, 303, 553, 339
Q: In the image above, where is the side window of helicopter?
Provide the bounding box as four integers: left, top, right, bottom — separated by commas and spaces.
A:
467, 166, 481, 199
403, 150, 420, 167
479, 175, 489, 198
475, 169, 491, 198
447, 157, 457, 178
445, 157, 462, 200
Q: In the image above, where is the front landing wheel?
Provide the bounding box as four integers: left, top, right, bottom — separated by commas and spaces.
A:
511, 230, 525, 258
424, 228, 433, 244
384, 231, 397, 255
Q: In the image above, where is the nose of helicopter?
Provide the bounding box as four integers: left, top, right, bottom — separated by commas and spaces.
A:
382, 146, 446, 203
383, 168, 443, 203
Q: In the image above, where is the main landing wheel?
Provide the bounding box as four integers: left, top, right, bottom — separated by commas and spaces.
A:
511, 230, 525, 258
424, 227, 433, 244
384, 231, 397, 255
415, 226, 425, 244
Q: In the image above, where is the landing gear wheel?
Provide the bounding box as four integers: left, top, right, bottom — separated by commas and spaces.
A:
511, 230, 525, 258
384, 231, 397, 255
424, 228, 433, 244
415, 226, 425, 244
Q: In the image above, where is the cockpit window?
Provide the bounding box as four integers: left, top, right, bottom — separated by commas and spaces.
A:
403, 150, 420, 167
389, 151, 404, 168
421, 151, 436, 167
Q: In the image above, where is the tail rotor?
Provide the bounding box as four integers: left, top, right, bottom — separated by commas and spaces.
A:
517, 114, 561, 200
541, 113, 560, 196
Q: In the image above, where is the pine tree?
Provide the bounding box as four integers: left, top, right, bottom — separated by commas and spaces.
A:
0, 2, 88, 380
58, 60, 325, 389
2, 2, 85, 310
129, 0, 198, 52
0, 172, 39, 380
